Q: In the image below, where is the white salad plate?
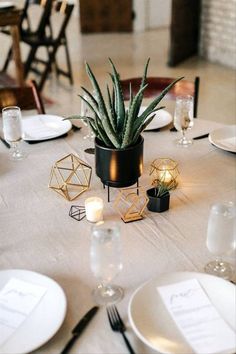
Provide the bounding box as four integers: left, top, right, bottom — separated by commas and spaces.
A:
22, 114, 72, 141
128, 272, 235, 354
0, 269, 67, 354
209, 125, 236, 153
0, 1, 14, 10
139, 107, 172, 131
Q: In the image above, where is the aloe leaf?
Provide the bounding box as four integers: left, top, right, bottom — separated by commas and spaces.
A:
133, 58, 150, 119
108, 58, 125, 132
85, 62, 119, 147
133, 106, 165, 132
138, 77, 184, 123
81, 86, 98, 110
121, 84, 148, 148
106, 85, 116, 131
132, 113, 155, 144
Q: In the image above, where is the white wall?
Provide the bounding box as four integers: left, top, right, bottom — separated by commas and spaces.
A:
133, 0, 171, 32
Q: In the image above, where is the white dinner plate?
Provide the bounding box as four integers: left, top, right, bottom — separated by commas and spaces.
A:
0, 269, 67, 354
22, 114, 72, 141
128, 272, 235, 354
140, 107, 172, 131
0, 1, 14, 10
209, 125, 236, 153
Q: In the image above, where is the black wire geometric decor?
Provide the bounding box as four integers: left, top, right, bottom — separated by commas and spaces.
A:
69, 205, 86, 221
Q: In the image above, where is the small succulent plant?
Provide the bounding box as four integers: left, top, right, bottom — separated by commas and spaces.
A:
68, 58, 183, 149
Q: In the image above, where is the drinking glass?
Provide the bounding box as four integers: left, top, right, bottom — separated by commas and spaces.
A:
204, 201, 236, 280
2, 106, 26, 160
90, 221, 123, 305
174, 95, 194, 146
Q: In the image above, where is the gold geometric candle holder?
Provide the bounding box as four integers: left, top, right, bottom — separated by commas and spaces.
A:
49, 153, 92, 201
113, 186, 148, 223
150, 158, 179, 188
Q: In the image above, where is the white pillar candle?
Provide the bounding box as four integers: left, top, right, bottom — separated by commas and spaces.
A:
85, 197, 104, 223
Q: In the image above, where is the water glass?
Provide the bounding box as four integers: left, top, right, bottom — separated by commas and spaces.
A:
174, 95, 194, 146
2, 106, 26, 160
90, 221, 123, 305
204, 201, 236, 280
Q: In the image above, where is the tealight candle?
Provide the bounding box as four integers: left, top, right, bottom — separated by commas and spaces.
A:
159, 170, 172, 184
85, 197, 104, 223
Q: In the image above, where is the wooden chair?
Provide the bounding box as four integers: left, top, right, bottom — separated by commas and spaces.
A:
0, 80, 45, 113
120, 77, 200, 118
2, 0, 53, 72
22, 0, 74, 90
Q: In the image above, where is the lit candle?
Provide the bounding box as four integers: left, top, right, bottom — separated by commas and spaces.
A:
159, 169, 172, 184
85, 197, 104, 223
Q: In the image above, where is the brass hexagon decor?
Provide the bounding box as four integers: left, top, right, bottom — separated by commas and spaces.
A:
113, 186, 148, 223
150, 158, 179, 188
49, 154, 92, 201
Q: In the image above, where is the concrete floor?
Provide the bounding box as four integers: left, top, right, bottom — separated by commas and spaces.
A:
1, 16, 236, 125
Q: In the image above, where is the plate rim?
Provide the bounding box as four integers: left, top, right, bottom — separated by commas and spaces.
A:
0, 268, 67, 354
135, 107, 172, 131
128, 271, 235, 354
22, 114, 72, 141
209, 124, 236, 153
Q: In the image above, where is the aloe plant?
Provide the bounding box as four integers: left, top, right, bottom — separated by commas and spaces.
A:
68, 58, 183, 149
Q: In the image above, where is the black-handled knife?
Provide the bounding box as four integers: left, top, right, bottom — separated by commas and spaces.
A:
60, 306, 99, 354
193, 133, 209, 140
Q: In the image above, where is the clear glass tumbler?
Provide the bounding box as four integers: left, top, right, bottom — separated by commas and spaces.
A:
174, 95, 194, 146
204, 201, 236, 280
2, 106, 26, 160
90, 221, 123, 305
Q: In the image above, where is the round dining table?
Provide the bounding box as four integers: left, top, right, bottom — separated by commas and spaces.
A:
0, 117, 235, 354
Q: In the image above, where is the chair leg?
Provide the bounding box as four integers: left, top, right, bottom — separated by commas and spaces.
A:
24, 46, 38, 78
64, 35, 73, 85
38, 46, 58, 90
2, 46, 12, 72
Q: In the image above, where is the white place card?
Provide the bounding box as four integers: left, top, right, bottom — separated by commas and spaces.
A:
157, 279, 236, 354
0, 278, 47, 347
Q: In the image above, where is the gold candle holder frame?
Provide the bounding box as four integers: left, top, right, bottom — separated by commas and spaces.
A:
150, 158, 179, 188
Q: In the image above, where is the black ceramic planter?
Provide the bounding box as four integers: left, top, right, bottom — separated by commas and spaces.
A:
147, 188, 170, 212
95, 136, 144, 188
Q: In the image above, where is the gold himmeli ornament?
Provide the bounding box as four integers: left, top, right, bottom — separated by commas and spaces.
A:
49, 154, 92, 201
113, 186, 148, 223
150, 158, 179, 188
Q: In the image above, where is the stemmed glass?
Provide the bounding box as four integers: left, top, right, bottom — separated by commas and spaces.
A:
90, 221, 123, 305
81, 94, 95, 154
2, 106, 26, 160
204, 201, 236, 280
174, 95, 194, 146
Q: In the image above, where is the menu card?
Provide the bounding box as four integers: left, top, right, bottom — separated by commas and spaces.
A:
0, 278, 47, 347
157, 279, 236, 354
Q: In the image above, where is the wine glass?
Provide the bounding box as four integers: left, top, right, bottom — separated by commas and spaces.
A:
174, 95, 194, 146
81, 94, 95, 154
2, 106, 26, 160
204, 201, 236, 280
90, 221, 123, 305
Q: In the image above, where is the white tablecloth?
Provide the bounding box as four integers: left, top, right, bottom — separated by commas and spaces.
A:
0, 118, 235, 354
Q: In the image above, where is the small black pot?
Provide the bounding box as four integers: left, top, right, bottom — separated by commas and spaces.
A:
146, 188, 170, 212
95, 136, 144, 188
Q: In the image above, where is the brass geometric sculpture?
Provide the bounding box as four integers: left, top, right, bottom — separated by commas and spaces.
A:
150, 158, 179, 188
113, 186, 148, 223
49, 153, 92, 201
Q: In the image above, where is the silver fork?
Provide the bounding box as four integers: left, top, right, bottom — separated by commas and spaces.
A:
107, 305, 136, 354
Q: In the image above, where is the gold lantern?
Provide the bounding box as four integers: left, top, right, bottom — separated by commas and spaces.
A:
150, 158, 179, 188
113, 186, 148, 223
49, 153, 92, 201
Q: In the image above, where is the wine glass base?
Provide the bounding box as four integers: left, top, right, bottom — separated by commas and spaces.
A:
9, 150, 27, 161
92, 284, 124, 305
204, 261, 233, 280
176, 137, 193, 147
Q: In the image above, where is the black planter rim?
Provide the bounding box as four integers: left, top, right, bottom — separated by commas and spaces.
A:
95, 135, 144, 152
146, 187, 170, 199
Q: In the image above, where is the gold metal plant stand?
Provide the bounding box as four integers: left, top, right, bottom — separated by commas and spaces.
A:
49, 153, 92, 201
114, 186, 148, 223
